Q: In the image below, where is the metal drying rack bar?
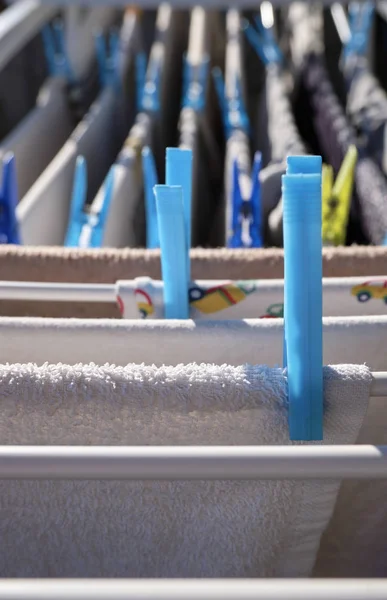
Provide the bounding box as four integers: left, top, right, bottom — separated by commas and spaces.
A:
0, 579, 385, 600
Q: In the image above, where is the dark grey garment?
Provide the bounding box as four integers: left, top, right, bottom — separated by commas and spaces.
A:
344, 56, 387, 177
262, 64, 307, 246
300, 52, 387, 245
0, 33, 48, 143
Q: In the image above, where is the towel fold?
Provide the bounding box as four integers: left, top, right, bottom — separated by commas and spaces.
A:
0, 362, 371, 578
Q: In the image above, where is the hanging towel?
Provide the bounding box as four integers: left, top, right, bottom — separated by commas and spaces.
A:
314, 385, 387, 577
0, 315, 386, 370
0, 362, 371, 578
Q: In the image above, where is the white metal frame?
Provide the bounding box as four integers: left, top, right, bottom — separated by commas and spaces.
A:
0, 442, 387, 480
0, 1, 56, 72
0, 579, 385, 600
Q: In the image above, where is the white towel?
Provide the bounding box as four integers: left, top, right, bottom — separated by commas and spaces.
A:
0, 315, 386, 370
0, 362, 371, 578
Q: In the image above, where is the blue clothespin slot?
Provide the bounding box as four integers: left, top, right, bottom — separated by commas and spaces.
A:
42, 20, 74, 83
343, 2, 374, 60
95, 29, 120, 90
139, 51, 162, 113
229, 152, 263, 248
243, 16, 283, 66
142, 147, 159, 249
154, 184, 189, 319
182, 54, 210, 113
282, 155, 323, 441
212, 67, 250, 138
166, 148, 193, 282
87, 167, 116, 248
136, 52, 147, 113
65, 156, 88, 247
0, 154, 20, 245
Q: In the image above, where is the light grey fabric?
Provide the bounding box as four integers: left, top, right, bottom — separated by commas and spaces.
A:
0, 362, 371, 578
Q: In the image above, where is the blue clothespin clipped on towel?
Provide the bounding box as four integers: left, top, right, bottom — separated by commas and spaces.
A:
42, 20, 74, 83
243, 15, 283, 66
153, 148, 192, 318
0, 154, 20, 245
282, 155, 323, 441
229, 152, 263, 248
65, 157, 115, 248
343, 2, 374, 60
95, 29, 121, 90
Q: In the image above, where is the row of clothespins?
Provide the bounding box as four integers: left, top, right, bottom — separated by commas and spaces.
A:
0, 2, 386, 249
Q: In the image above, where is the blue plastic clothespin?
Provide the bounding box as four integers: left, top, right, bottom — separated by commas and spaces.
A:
42, 20, 74, 83
182, 54, 210, 113
154, 184, 189, 319
0, 154, 20, 245
212, 67, 250, 138
139, 50, 162, 113
282, 155, 323, 441
166, 148, 193, 282
229, 152, 263, 248
95, 29, 121, 90
343, 2, 374, 60
135, 52, 147, 113
86, 167, 116, 247
142, 147, 159, 249
243, 16, 283, 66
65, 156, 88, 247
65, 159, 115, 248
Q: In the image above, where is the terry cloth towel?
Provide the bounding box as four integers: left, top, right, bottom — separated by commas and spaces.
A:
0, 362, 371, 578
0, 315, 387, 370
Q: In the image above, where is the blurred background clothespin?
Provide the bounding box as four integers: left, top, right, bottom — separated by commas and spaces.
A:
322, 145, 358, 247
0, 154, 20, 245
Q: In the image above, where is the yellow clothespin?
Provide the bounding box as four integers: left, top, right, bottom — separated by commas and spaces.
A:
322, 145, 358, 246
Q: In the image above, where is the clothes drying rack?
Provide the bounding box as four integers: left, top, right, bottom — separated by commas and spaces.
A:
1, 0, 387, 596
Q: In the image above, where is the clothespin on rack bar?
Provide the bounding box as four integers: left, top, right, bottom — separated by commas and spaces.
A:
65, 159, 116, 248
0, 154, 20, 245
182, 54, 210, 113
212, 67, 250, 138
42, 19, 74, 83
135, 51, 147, 112
343, 1, 374, 61
80, 167, 115, 248
154, 184, 189, 319
139, 47, 162, 113
229, 152, 263, 248
283, 155, 323, 441
243, 15, 283, 67
166, 148, 192, 282
322, 145, 357, 247
95, 29, 120, 90
142, 147, 159, 249
65, 156, 88, 247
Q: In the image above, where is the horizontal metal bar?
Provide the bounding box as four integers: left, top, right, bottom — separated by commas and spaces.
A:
0, 281, 116, 303
0, 579, 386, 600
1, 445, 387, 479
5, 0, 372, 7
0, 2, 56, 71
